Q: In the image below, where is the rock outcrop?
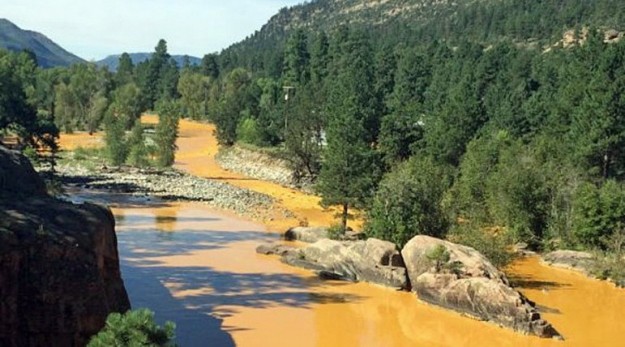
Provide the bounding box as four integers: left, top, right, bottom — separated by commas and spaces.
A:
0, 146, 130, 347
260, 238, 408, 289
542, 250, 595, 275
401, 235, 561, 339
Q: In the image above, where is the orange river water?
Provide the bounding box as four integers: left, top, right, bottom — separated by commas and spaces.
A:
60, 116, 625, 346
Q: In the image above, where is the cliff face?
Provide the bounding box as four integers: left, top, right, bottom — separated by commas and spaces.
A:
0, 146, 130, 347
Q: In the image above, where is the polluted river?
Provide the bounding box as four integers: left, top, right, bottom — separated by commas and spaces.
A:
60, 116, 625, 346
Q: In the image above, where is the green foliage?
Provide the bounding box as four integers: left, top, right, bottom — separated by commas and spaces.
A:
127, 122, 150, 167
0, 49, 58, 149
590, 228, 625, 286
87, 309, 176, 347
154, 100, 180, 167
327, 223, 345, 240
572, 181, 625, 249
177, 71, 208, 120
213, 68, 252, 146
109, 83, 142, 129
448, 223, 516, 268
283, 28, 310, 86
21, 145, 39, 165
365, 156, 451, 248
53, 63, 111, 133
236, 116, 264, 146
425, 245, 450, 271
317, 29, 381, 231
284, 84, 324, 181
104, 114, 127, 166
484, 142, 550, 246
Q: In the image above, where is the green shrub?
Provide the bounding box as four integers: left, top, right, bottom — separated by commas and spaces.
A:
327, 223, 345, 240
87, 309, 176, 347
127, 122, 150, 167
572, 180, 625, 249
426, 244, 450, 271
237, 116, 264, 146
22, 145, 39, 165
104, 115, 128, 166
365, 156, 452, 248
448, 223, 515, 268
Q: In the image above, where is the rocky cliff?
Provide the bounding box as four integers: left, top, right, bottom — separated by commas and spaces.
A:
0, 145, 130, 347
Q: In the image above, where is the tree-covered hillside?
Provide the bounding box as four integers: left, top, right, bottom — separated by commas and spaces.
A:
218, 0, 624, 75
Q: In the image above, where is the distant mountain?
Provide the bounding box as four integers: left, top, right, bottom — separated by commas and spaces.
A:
96, 53, 202, 71
0, 18, 84, 68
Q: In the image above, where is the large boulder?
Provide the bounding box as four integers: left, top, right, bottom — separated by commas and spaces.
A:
0, 146, 130, 347
542, 250, 594, 275
401, 235, 561, 339
282, 238, 408, 289
0, 146, 47, 197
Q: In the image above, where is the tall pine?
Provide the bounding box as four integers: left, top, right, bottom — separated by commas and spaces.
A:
316, 30, 380, 232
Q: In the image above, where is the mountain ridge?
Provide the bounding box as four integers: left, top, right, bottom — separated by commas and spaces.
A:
0, 18, 84, 67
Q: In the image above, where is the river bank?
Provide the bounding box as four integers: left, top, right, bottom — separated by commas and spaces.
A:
56, 161, 294, 223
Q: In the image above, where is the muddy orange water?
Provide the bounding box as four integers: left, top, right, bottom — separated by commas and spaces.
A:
60, 117, 625, 346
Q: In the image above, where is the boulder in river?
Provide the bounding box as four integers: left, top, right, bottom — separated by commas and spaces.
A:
282, 238, 408, 289
401, 235, 562, 339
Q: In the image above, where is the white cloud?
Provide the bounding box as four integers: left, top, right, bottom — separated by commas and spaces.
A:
1, 0, 302, 60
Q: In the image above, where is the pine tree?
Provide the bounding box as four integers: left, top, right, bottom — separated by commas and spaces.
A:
317, 30, 381, 232
154, 100, 180, 167
115, 53, 134, 86
104, 113, 127, 166
283, 28, 310, 87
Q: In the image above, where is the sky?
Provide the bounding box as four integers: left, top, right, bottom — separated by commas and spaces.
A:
2, 0, 303, 61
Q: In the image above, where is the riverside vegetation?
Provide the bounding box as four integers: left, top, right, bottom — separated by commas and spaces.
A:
3, 0, 625, 342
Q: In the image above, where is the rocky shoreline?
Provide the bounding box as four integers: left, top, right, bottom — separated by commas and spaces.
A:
55, 163, 295, 223
216, 145, 315, 193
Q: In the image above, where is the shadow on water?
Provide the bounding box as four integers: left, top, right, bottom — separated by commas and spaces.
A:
122, 262, 237, 346
508, 275, 571, 291
115, 212, 363, 346
508, 274, 568, 315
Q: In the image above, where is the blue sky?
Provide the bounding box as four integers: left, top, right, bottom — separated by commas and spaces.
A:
2, 0, 303, 60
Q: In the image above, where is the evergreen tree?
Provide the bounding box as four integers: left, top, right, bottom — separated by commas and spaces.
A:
201, 53, 220, 79
283, 28, 310, 86
104, 113, 127, 166
87, 309, 176, 347
115, 53, 134, 86
309, 31, 329, 86
317, 30, 381, 232
127, 121, 149, 167
154, 100, 180, 167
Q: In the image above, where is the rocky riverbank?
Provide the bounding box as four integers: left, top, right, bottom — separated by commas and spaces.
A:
216, 145, 315, 193
55, 162, 295, 223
